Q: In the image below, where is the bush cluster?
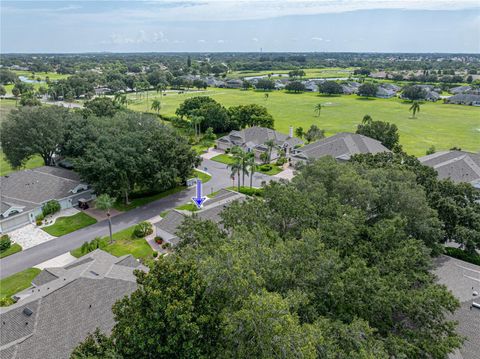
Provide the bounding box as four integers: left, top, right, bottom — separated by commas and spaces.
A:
133, 222, 153, 238
0, 235, 11, 251
42, 200, 61, 217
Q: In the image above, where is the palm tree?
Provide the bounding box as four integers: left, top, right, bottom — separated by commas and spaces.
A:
12, 87, 20, 106
190, 116, 203, 139
295, 127, 304, 139
264, 93, 269, 101
151, 99, 162, 115
114, 93, 128, 108
314, 103, 323, 117
264, 139, 276, 163
246, 154, 257, 188
229, 146, 244, 190
409, 101, 420, 118
95, 194, 115, 244
362, 114, 373, 124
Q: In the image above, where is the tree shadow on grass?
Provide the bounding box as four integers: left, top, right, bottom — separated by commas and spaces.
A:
317, 94, 342, 98
355, 97, 376, 101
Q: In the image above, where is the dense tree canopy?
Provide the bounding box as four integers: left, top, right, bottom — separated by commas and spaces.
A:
356, 116, 401, 151
402, 85, 427, 101
357, 83, 378, 97
73, 158, 460, 359
83, 97, 122, 117
228, 104, 274, 129
255, 78, 275, 91
285, 81, 306, 93
63, 112, 199, 204
318, 81, 343, 95
1, 106, 69, 167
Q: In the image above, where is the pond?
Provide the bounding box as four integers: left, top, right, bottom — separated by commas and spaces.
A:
18, 75, 44, 84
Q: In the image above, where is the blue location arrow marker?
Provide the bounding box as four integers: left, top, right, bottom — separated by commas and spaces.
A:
192, 179, 207, 209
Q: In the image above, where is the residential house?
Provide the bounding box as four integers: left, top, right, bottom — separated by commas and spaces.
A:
340, 81, 361, 95
0, 166, 95, 233
446, 94, 480, 106
433, 256, 480, 359
419, 150, 480, 189
291, 132, 390, 166
450, 85, 472, 95
216, 126, 303, 162
0, 250, 147, 359
155, 189, 245, 247
225, 79, 243, 89
376, 84, 399, 98
425, 91, 441, 102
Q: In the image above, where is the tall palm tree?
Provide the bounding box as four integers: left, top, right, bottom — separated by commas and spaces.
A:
264, 93, 269, 101
229, 146, 244, 190
95, 194, 115, 244
295, 127, 304, 139
114, 93, 128, 108
362, 114, 373, 124
314, 103, 323, 117
409, 101, 420, 118
246, 154, 257, 188
151, 99, 161, 115
264, 139, 276, 163
12, 87, 20, 106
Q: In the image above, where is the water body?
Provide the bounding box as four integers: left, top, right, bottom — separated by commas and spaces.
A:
19, 75, 44, 84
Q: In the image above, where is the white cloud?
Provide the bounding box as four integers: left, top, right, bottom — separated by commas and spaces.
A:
252, 37, 259, 42
197, 39, 206, 43
217, 39, 225, 43
311, 37, 323, 41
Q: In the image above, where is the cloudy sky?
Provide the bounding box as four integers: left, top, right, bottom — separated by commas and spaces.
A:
1, 0, 479, 53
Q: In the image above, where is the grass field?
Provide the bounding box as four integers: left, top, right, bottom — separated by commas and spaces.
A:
70, 225, 153, 259
42, 212, 97, 237
12, 70, 70, 81
0, 268, 41, 305
227, 67, 357, 79
0, 243, 22, 259
128, 88, 480, 156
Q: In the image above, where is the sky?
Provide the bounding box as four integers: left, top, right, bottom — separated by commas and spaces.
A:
1, 0, 479, 53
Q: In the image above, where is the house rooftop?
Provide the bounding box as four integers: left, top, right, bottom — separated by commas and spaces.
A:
0, 249, 146, 359
419, 151, 480, 186
292, 132, 390, 162
155, 189, 245, 246
218, 126, 303, 149
0, 166, 86, 214
433, 256, 480, 359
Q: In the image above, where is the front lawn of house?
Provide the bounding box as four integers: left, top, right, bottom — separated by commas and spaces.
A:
211, 153, 236, 165
0, 268, 41, 306
0, 243, 22, 259
192, 169, 212, 183
42, 212, 97, 237
70, 225, 153, 260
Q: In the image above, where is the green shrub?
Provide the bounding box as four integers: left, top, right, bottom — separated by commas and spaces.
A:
237, 187, 264, 197
444, 247, 480, 266
276, 157, 287, 166
0, 235, 11, 251
225, 148, 230, 154
259, 164, 273, 172
154, 236, 163, 244
161, 242, 171, 250
152, 251, 158, 258
133, 221, 153, 238
80, 237, 104, 255
42, 200, 61, 217
0, 297, 14, 307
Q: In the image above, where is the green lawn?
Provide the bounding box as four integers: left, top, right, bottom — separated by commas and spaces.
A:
0, 243, 22, 259
258, 165, 283, 176
211, 153, 236, 165
70, 225, 153, 259
227, 67, 357, 80
0, 268, 41, 305
114, 185, 186, 211
128, 87, 480, 157
192, 169, 212, 183
42, 212, 97, 237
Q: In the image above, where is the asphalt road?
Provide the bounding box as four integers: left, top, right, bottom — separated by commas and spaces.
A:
0, 159, 274, 279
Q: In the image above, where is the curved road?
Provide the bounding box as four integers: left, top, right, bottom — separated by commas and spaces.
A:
0, 159, 274, 279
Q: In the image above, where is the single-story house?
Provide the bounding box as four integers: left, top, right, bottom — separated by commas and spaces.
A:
216, 126, 303, 162
94, 87, 111, 96
225, 79, 243, 89
291, 132, 390, 166
450, 85, 472, 95
419, 150, 480, 189
376, 86, 397, 98
155, 189, 245, 247
425, 91, 441, 102
341, 82, 361, 95
0, 250, 146, 359
433, 255, 480, 359
0, 166, 95, 233
446, 94, 480, 106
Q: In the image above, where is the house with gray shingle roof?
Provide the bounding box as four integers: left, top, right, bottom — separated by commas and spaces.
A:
290, 132, 390, 166
419, 150, 480, 189
155, 189, 245, 247
0, 166, 95, 233
433, 256, 480, 359
216, 126, 303, 163
446, 93, 480, 106
0, 250, 146, 359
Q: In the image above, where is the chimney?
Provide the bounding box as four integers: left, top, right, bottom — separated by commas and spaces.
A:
289, 126, 293, 138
